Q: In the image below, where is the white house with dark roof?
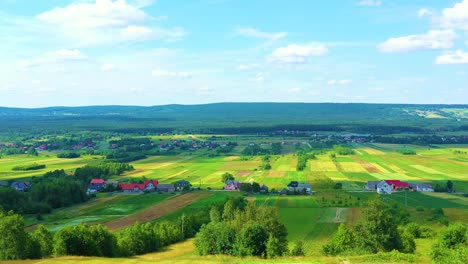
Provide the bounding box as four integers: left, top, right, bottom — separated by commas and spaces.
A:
377, 181, 392, 194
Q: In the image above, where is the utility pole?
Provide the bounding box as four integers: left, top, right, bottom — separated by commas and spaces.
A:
405, 188, 407, 207
181, 213, 185, 239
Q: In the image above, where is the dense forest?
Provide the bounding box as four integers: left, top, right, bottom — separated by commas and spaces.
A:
0, 103, 466, 134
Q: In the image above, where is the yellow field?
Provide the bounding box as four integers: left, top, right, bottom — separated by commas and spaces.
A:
338, 162, 366, 173
359, 147, 385, 155
310, 158, 336, 172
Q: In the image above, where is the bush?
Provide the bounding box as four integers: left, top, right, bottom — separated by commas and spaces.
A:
12, 163, 45, 171
291, 240, 305, 256
57, 152, 80, 158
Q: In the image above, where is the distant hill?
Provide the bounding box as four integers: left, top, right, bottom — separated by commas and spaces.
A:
0, 103, 466, 133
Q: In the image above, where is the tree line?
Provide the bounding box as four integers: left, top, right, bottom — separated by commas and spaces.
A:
194, 197, 292, 258
0, 207, 210, 260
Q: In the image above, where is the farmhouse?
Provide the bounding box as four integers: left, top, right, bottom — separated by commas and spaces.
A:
157, 184, 175, 193
385, 180, 409, 191
143, 180, 159, 191
120, 183, 145, 193
377, 181, 392, 194
287, 181, 312, 194
260, 184, 269, 193
224, 180, 241, 190
409, 183, 434, 192
10, 181, 31, 192
89, 178, 106, 191
175, 180, 191, 191
120, 179, 159, 193
365, 181, 381, 191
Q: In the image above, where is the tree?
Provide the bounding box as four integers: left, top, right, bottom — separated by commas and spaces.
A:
195, 222, 235, 255
266, 234, 284, 258
322, 223, 355, 256
222, 199, 235, 221
209, 206, 221, 223
354, 199, 403, 253
221, 172, 234, 183
240, 183, 253, 193
234, 222, 268, 257
0, 211, 29, 260
291, 241, 305, 256
252, 182, 261, 193
447, 180, 453, 192
32, 225, 53, 258
430, 223, 468, 264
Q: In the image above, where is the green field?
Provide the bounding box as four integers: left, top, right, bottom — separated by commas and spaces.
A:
1, 143, 467, 263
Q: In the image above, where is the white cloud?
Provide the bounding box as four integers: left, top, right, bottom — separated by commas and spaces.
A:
37, 0, 147, 29
36, 0, 184, 45
439, 0, 468, 30
378, 30, 458, 53
269, 44, 328, 63
251, 72, 270, 82
238, 63, 260, 70
358, 0, 382, 7
120, 25, 153, 40
236, 27, 287, 40
17, 49, 86, 68
435, 50, 468, 64
151, 69, 191, 78
418, 8, 432, 18
101, 63, 117, 71
327, 79, 353, 86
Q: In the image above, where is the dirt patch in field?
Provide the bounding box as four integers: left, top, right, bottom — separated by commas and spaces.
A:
268, 171, 286, 177
352, 157, 381, 173
346, 207, 362, 228
236, 170, 252, 177
104, 192, 211, 231
122, 169, 145, 176
223, 156, 240, 161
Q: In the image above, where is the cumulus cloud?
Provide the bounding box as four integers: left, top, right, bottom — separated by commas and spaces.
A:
358, 0, 382, 7
151, 69, 191, 78
378, 30, 458, 53
236, 27, 287, 40
435, 50, 468, 64
327, 79, 353, 86
37, 0, 148, 29
36, 0, 184, 45
439, 0, 468, 30
269, 44, 328, 63
18, 49, 86, 68
418, 8, 432, 18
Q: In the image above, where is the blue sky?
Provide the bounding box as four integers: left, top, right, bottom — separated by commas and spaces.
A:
0, 0, 467, 107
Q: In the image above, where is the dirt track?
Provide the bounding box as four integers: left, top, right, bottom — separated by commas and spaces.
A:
104, 192, 211, 231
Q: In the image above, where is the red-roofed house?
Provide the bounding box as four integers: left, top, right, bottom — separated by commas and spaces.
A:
385, 180, 409, 190
120, 183, 145, 193
89, 178, 106, 191
120, 179, 159, 193
144, 180, 159, 191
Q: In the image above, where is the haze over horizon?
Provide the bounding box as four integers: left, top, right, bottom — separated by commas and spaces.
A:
1, 0, 467, 108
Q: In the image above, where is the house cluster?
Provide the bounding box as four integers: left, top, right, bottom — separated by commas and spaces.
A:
0, 181, 31, 192
280, 181, 312, 195
87, 178, 191, 194
224, 180, 269, 193
365, 180, 434, 194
